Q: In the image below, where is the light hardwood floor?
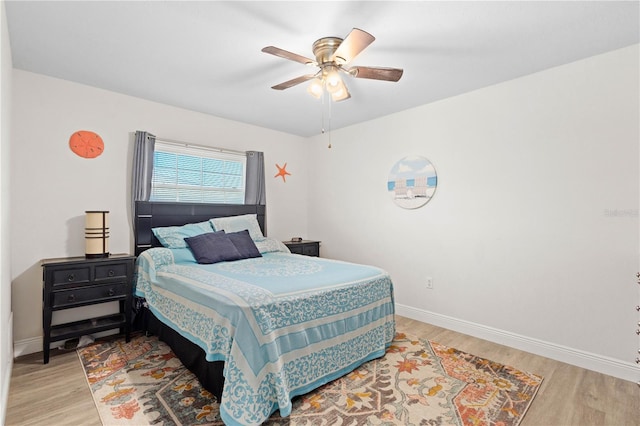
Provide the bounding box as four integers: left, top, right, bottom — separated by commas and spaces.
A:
5, 315, 640, 425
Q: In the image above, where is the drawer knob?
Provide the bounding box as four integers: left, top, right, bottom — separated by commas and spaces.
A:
107, 288, 115, 296
67, 273, 75, 282
67, 294, 75, 302
636, 305, 640, 312
108, 270, 115, 277
636, 358, 640, 364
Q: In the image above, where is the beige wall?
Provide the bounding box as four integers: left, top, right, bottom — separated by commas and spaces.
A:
307, 45, 640, 381
10, 71, 309, 354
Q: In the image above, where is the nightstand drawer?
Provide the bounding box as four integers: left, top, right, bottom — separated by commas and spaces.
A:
302, 244, 319, 256
51, 283, 128, 308
288, 245, 304, 255
51, 267, 91, 286
95, 263, 129, 280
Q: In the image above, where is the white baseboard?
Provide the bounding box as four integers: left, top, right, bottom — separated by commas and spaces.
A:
13, 335, 41, 359
396, 303, 640, 383
12, 305, 640, 383
14, 329, 119, 359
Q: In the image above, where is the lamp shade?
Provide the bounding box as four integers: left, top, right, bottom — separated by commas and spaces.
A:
325, 66, 342, 91
307, 77, 324, 99
85, 211, 109, 258
330, 79, 350, 101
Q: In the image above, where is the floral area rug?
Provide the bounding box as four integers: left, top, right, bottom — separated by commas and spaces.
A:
78, 332, 543, 425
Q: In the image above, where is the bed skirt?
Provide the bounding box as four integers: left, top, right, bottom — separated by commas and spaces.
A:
142, 306, 225, 401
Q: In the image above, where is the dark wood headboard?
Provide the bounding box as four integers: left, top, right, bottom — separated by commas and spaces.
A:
134, 201, 266, 256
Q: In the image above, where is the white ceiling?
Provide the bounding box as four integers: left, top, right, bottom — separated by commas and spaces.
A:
5, 1, 639, 137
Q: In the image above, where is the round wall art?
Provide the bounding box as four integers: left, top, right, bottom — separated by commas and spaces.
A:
69, 130, 104, 159
387, 155, 438, 209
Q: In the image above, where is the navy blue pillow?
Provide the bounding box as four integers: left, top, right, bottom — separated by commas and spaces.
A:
185, 232, 242, 264
227, 230, 262, 259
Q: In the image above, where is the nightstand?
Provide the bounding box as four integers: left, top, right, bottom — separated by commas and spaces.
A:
41, 254, 135, 364
284, 240, 321, 257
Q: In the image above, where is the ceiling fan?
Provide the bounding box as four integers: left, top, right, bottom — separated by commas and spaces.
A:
262, 28, 403, 102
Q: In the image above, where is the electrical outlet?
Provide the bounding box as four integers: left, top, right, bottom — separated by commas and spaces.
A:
426, 277, 433, 289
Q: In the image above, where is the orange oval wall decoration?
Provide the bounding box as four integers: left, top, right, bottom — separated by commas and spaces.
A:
69, 130, 104, 159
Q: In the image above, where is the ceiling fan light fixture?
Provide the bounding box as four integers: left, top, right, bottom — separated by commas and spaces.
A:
331, 80, 350, 102
262, 28, 402, 103
324, 66, 342, 93
307, 77, 324, 99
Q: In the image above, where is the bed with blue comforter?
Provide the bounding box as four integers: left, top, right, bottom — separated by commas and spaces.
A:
134, 237, 395, 425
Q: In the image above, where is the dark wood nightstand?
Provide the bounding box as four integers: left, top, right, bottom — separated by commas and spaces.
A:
41, 253, 135, 364
284, 240, 321, 257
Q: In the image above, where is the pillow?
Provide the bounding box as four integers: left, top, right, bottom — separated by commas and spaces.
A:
227, 230, 262, 259
169, 247, 198, 264
184, 232, 242, 264
254, 237, 291, 254
152, 221, 214, 248
210, 214, 265, 241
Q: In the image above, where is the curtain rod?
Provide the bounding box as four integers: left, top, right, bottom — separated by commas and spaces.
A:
154, 137, 247, 156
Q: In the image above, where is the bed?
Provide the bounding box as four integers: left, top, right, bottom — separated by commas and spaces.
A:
133, 201, 396, 425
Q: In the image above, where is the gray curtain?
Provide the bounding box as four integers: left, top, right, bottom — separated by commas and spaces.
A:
132, 131, 156, 213
245, 151, 266, 205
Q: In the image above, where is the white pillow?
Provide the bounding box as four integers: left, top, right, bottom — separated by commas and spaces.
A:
152, 220, 214, 248
210, 214, 265, 241
254, 238, 290, 254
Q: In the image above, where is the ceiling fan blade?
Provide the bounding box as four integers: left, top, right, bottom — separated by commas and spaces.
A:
261, 46, 316, 66
332, 28, 375, 65
271, 74, 316, 90
348, 66, 404, 82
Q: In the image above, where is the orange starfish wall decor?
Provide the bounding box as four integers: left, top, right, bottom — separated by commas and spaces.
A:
274, 163, 291, 182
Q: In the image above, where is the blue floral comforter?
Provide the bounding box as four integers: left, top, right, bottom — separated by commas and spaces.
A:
134, 240, 395, 425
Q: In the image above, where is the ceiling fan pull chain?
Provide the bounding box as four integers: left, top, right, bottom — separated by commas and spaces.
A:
327, 94, 331, 148
319, 89, 331, 148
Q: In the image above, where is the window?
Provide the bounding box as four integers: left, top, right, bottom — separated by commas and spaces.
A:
150, 142, 246, 204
